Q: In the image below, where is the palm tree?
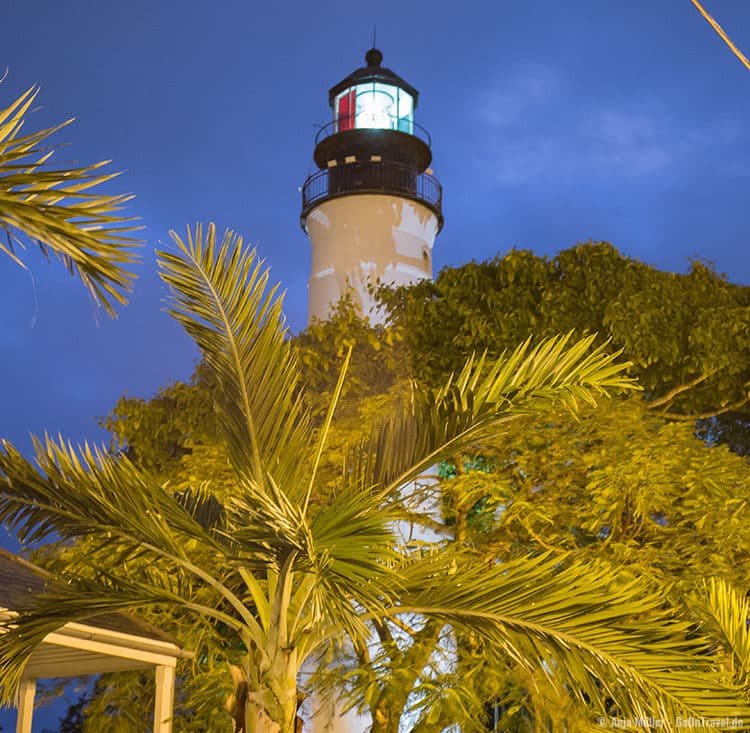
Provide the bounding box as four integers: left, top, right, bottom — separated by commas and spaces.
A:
0, 224, 747, 732
0, 86, 139, 315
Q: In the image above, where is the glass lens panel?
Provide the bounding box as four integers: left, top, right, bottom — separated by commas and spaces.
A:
397, 91, 414, 134
355, 82, 397, 129
335, 89, 357, 131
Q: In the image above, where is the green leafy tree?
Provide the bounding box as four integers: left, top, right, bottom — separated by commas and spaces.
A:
2, 225, 747, 732
423, 398, 750, 728
369, 244, 750, 727
322, 401, 750, 731
379, 242, 750, 452
322, 246, 750, 730
1, 86, 139, 314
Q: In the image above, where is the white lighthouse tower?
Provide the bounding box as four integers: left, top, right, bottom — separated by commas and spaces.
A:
299, 49, 444, 732
301, 48, 443, 323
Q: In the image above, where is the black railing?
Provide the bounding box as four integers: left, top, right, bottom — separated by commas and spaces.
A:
301, 160, 442, 221
314, 115, 432, 147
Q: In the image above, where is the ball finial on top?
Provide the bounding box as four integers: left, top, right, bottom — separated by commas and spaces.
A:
365, 48, 383, 67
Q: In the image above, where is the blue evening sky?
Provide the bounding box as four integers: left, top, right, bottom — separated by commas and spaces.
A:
1, 0, 749, 727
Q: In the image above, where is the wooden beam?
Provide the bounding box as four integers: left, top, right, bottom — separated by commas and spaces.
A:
43, 632, 179, 668
23, 654, 153, 678
154, 664, 176, 733
62, 621, 184, 655
15, 678, 35, 733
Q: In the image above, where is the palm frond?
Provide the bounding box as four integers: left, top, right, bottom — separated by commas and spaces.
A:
301, 486, 403, 644
224, 474, 400, 647
0, 436, 220, 554
0, 86, 140, 315
698, 577, 750, 688
349, 333, 638, 495
157, 224, 313, 492
174, 485, 227, 532
0, 436, 275, 629
390, 552, 750, 724
0, 437, 287, 695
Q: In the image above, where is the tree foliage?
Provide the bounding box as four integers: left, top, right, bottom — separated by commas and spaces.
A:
379, 242, 750, 452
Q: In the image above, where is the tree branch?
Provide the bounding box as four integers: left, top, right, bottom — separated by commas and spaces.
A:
660, 395, 750, 421
647, 371, 716, 410
372, 618, 395, 648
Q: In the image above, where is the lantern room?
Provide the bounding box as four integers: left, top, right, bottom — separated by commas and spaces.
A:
332, 81, 414, 133
311, 48, 433, 171
329, 48, 418, 134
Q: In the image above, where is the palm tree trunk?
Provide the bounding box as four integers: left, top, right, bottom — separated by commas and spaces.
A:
231, 651, 298, 733
231, 691, 296, 733
244, 705, 283, 733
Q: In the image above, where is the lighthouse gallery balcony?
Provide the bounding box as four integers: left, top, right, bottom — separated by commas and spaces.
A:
300, 159, 443, 230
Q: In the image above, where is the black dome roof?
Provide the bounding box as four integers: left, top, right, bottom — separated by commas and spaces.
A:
328, 48, 419, 107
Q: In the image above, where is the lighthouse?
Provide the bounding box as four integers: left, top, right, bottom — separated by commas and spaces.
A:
301, 48, 443, 323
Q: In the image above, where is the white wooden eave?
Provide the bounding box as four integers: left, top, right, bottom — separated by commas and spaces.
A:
1, 609, 190, 733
